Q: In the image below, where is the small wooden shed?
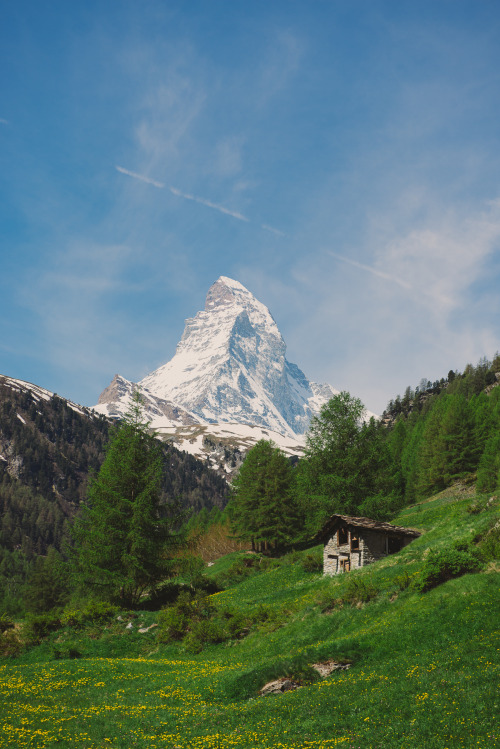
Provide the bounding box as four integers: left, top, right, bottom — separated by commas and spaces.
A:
317, 514, 421, 576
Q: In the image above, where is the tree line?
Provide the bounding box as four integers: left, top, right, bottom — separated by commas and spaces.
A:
228, 355, 500, 549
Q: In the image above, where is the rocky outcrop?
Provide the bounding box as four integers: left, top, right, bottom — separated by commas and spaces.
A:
96, 374, 198, 425
260, 678, 300, 696
259, 660, 351, 696
311, 660, 351, 677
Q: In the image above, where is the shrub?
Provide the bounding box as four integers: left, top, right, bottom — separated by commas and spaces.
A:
224, 610, 252, 639
175, 554, 206, 586
52, 641, 83, 660
145, 581, 191, 610
315, 588, 342, 613
0, 630, 23, 658
0, 614, 15, 633
395, 571, 412, 590
183, 617, 228, 653
157, 591, 216, 643
342, 577, 379, 605
258, 556, 279, 572
213, 559, 251, 588
250, 603, 283, 633
282, 550, 302, 565
213, 554, 278, 588
60, 600, 118, 628
157, 590, 256, 651
477, 520, 500, 563
417, 541, 481, 592
22, 612, 62, 644
466, 502, 482, 515
301, 550, 323, 573
157, 597, 191, 643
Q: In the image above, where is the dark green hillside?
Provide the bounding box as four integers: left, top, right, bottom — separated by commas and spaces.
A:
0, 377, 110, 557
0, 376, 229, 612
0, 377, 228, 555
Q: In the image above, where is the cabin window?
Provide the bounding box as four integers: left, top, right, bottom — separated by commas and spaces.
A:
337, 527, 348, 546
387, 536, 403, 554
350, 534, 360, 551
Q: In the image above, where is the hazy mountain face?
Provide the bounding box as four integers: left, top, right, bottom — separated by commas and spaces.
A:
94, 277, 340, 438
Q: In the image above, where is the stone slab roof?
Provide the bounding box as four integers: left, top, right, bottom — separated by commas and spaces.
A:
316, 514, 421, 542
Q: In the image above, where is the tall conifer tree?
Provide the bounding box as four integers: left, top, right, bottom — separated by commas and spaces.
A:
230, 440, 297, 551
72, 392, 177, 606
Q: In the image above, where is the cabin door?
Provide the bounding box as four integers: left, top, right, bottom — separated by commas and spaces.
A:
340, 558, 350, 573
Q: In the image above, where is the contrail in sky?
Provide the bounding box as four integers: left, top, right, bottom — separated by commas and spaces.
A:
116, 165, 249, 222
169, 186, 249, 222
327, 251, 411, 290
262, 224, 287, 237
115, 165, 165, 188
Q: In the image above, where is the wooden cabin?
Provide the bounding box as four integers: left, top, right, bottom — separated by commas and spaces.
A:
317, 514, 420, 576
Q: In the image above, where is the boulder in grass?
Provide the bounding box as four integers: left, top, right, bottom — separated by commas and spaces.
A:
311, 660, 350, 677
260, 678, 299, 696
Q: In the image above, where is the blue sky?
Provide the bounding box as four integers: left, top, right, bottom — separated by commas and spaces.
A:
2, 0, 500, 414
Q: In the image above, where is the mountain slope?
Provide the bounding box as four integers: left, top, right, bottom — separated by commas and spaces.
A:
95, 277, 343, 439
0, 375, 229, 557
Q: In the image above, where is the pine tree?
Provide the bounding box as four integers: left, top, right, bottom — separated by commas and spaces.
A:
416, 397, 450, 496
71, 392, 178, 606
300, 391, 368, 516
440, 395, 476, 482
255, 448, 298, 550
476, 433, 500, 492
230, 440, 298, 551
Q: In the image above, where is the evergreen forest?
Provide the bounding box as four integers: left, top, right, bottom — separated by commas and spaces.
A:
226, 354, 500, 552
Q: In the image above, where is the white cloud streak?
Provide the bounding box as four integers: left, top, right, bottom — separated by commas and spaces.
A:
168, 186, 249, 222
327, 251, 411, 290
262, 224, 286, 237
0, 118, 8, 125
115, 164, 278, 225
115, 165, 165, 188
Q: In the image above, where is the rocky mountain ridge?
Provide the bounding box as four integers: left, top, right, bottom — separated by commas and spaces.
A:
94, 277, 346, 442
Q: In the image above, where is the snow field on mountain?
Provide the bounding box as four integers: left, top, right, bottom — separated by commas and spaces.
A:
94, 276, 344, 440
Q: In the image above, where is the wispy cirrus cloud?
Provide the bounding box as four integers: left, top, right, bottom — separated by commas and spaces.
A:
377, 199, 500, 314
282, 196, 500, 413
0, 118, 9, 125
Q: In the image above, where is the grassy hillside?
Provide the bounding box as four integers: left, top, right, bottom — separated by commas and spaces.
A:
1, 488, 498, 748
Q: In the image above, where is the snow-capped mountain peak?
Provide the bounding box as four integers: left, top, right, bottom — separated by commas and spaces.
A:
94, 276, 342, 439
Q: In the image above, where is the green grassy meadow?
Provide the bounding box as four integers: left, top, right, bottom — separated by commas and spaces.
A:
1, 491, 499, 749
